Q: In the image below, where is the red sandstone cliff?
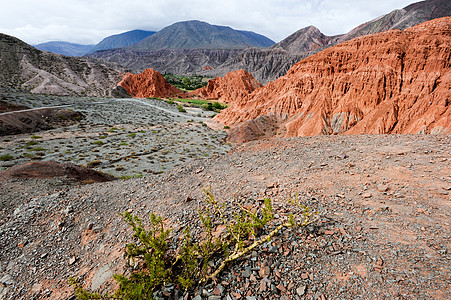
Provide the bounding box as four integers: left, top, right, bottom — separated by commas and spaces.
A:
117, 68, 185, 98
215, 17, 451, 139
191, 69, 263, 103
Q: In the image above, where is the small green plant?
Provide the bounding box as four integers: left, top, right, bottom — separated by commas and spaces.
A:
127, 133, 137, 138
0, 154, 14, 161
30, 135, 42, 139
25, 140, 40, 146
92, 141, 104, 146
165, 100, 174, 105
70, 190, 317, 298
119, 142, 128, 146
29, 147, 47, 152
108, 127, 119, 133
177, 104, 186, 113
223, 126, 230, 129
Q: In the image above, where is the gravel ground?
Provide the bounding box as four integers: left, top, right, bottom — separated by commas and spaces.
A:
0, 92, 229, 178
0, 133, 449, 299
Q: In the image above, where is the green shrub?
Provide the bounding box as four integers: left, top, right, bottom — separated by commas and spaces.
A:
25, 140, 40, 146
92, 141, 104, 146
70, 190, 317, 299
29, 147, 47, 152
177, 104, 186, 113
0, 154, 14, 161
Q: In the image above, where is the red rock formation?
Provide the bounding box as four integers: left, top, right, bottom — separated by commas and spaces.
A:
216, 17, 451, 138
117, 68, 185, 98
191, 69, 263, 103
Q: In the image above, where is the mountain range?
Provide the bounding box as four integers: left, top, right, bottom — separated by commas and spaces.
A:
33, 41, 94, 57
1, 0, 450, 97
89, 0, 451, 83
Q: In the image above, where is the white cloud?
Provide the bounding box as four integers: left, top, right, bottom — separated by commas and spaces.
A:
0, 0, 416, 45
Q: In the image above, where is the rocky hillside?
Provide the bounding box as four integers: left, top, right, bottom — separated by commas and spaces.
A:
34, 42, 94, 57
215, 18, 451, 140
210, 0, 451, 83
0, 34, 123, 97
88, 48, 242, 75
335, 0, 451, 43
117, 68, 185, 98
128, 20, 275, 50
86, 29, 156, 54
190, 69, 262, 103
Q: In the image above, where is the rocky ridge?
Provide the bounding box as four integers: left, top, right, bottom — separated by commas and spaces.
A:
0, 34, 123, 97
117, 68, 185, 98
215, 17, 451, 141
190, 69, 263, 103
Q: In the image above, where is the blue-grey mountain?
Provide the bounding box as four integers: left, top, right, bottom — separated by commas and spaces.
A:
87, 29, 156, 54
34, 41, 94, 56
127, 20, 275, 50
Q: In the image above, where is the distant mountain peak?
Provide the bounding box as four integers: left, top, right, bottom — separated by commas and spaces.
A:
128, 20, 275, 50
86, 29, 156, 54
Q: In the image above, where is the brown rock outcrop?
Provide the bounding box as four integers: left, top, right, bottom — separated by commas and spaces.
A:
0, 161, 115, 182
117, 68, 185, 98
216, 17, 451, 138
191, 69, 262, 103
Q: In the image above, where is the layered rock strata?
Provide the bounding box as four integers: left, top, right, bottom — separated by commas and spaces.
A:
191, 69, 262, 103
215, 18, 451, 138
117, 68, 184, 98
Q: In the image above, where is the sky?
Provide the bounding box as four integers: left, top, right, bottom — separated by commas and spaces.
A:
1, 0, 417, 45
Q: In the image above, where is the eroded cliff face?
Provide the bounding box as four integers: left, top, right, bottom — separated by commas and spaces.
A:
117, 68, 184, 98
215, 17, 451, 139
191, 69, 262, 103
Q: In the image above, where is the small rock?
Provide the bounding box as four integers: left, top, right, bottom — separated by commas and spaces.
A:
276, 283, 286, 293
242, 268, 251, 278
296, 285, 306, 296
69, 257, 77, 265
31, 283, 42, 292
376, 184, 389, 192
362, 192, 372, 198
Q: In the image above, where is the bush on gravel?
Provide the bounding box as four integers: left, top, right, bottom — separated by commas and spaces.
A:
70, 189, 317, 299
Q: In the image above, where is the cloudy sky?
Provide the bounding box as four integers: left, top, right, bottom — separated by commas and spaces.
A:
1, 0, 416, 45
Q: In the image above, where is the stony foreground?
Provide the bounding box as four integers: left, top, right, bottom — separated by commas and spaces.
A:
0, 134, 450, 299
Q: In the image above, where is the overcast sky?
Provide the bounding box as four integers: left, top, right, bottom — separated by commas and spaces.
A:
1, 0, 416, 45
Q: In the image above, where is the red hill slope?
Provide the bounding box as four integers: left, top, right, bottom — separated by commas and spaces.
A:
191, 69, 262, 103
117, 68, 184, 98
215, 17, 451, 138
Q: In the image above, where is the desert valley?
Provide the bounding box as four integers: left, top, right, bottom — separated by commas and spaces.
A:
0, 0, 450, 299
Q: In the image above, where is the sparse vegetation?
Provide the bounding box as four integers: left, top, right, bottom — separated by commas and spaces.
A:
177, 104, 186, 113
70, 189, 316, 299
25, 140, 40, 146
92, 140, 104, 146
0, 154, 14, 161
164, 74, 208, 91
